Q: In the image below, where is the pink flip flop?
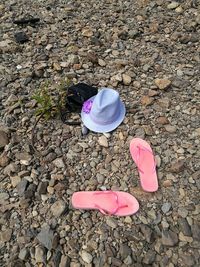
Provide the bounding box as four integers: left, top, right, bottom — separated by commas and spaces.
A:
71, 191, 139, 216
130, 138, 158, 192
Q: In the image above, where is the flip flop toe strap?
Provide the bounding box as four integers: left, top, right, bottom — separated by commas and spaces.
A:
93, 191, 128, 215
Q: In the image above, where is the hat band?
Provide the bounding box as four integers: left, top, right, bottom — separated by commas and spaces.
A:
89, 109, 120, 126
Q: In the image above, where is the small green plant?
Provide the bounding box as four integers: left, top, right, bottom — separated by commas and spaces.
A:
32, 78, 71, 120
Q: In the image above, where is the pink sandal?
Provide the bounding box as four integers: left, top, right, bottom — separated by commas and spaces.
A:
71, 191, 139, 216
130, 138, 158, 192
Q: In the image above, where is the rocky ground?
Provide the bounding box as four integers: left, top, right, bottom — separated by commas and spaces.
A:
0, 0, 200, 266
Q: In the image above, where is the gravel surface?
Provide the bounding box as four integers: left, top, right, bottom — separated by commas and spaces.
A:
0, 0, 200, 266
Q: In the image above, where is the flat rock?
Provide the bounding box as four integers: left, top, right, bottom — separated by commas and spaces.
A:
18, 248, 29, 261
10, 176, 21, 187
36, 226, 56, 250
82, 28, 93, 37
0, 228, 12, 242
119, 243, 132, 259
143, 250, 156, 265
167, 2, 179, 9
59, 255, 70, 267
106, 217, 117, 228
98, 136, 108, 147
191, 224, 200, 241
35, 246, 46, 263
162, 202, 172, 214
0, 130, 9, 148
178, 218, 191, 236
165, 125, 177, 133
0, 192, 9, 202
0, 153, 10, 167
16, 179, 29, 196
140, 225, 154, 243
141, 96, 154, 106
156, 116, 169, 125
155, 78, 171, 90
51, 200, 66, 217
98, 58, 106, 66
37, 181, 48, 195
161, 230, 178, 246
80, 250, 93, 264
53, 158, 65, 168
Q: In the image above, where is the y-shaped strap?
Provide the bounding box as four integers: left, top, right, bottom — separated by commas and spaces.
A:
135, 145, 156, 174
93, 191, 128, 215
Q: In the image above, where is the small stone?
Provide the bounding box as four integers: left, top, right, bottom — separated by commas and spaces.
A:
163, 180, 173, 187
0, 192, 9, 202
15, 152, 32, 165
178, 218, 191, 236
35, 246, 46, 263
178, 207, 188, 218
82, 28, 93, 37
98, 59, 106, 66
3, 163, 18, 176
0, 228, 12, 242
51, 200, 66, 217
148, 89, 159, 97
67, 54, 79, 65
59, 255, 70, 267
124, 216, 132, 224
179, 232, 193, 243
175, 6, 183, 13
140, 225, 153, 243
141, 96, 154, 106
124, 255, 132, 265
170, 160, 185, 173
10, 176, 21, 187
179, 254, 195, 267
14, 32, 29, 43
81, 125, 89, 135
0, 153, 10, 167
98, 136, 108, 147
87, 52, 98, 63
36, 226, 56, 250
191, 224, 200, 241
96, 173, 105, 183
157, 116, 169, 125
155, 78, 171, 90
143, 250, 156, 265
167, 2, 179, 10
37, 181, 48, 195
119, 243, 132, 259
53, 62, 62, 71
162, 202, 172, 214
165, 125, 177, 133
53, 158, 65, 168
122, 74, 132, 85
18, 248, 29, 261
0, 130, 9, 148
106, 217, 117, 228
161, 230, 178, 246
80, 251, 93, 264
16, 179, 29, 196
155, 155, 161, 167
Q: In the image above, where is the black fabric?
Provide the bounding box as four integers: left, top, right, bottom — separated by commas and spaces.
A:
66, 83, 98, 112
61, 83, 97, 125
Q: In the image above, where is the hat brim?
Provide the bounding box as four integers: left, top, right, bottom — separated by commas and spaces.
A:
81, 96, 126, 133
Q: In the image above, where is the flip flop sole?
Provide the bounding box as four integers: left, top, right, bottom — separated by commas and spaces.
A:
130, 138, 158, 192
72, 191, 139, 216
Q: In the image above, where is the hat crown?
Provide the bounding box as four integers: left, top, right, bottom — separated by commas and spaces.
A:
90, 89, 120, 124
